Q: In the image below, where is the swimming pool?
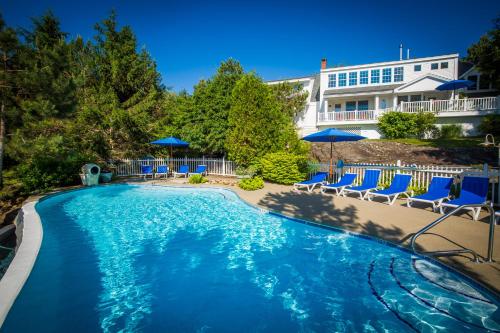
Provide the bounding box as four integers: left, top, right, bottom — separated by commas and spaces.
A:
2, 184, 499, 332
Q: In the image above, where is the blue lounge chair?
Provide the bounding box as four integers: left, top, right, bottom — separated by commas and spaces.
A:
366, 174, 412, 205
189, 165, 207, 176
440, 176, 489, 220
140, 165, 154, 180
342, 169, 381, 199
406, 176, 453, 211
155, 165, 169, 179
173, 165, 189, 178
293, 172, 328, 192
320, 173, 357, 195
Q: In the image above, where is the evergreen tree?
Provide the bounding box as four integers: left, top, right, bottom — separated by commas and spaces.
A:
181, 59, 243, 155
466, 16, 500, 90
226, 73, 306, 166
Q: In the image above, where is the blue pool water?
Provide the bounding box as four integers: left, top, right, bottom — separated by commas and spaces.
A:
3, 185, 499, 332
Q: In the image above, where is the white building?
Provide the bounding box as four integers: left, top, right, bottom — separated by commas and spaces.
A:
267, 52, 499, 138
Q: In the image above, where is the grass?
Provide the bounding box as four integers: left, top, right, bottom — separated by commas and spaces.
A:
370, 137, 496, 148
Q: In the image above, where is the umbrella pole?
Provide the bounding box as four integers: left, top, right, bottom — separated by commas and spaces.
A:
170, 145, 173, 171
329, 142, 333, 181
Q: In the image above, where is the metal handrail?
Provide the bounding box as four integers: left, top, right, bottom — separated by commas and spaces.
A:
410, 203, 496, 263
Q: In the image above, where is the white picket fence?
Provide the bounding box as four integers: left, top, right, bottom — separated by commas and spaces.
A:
312, 161, 495, 189
114, 157, 237, 176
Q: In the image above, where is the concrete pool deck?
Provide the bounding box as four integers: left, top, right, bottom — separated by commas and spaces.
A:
144, 178, 500, 294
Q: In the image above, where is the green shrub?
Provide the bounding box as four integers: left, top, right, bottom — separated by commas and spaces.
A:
188, 174, 208, 184
238, 176, 264, 191
378, 111, 437, 139
15, 136, 90, 192
414, 111, 437, 139
260, 152, 308, 185
378, 111, 417, 139
439, 124, 463, 138
478, 114, 500, 136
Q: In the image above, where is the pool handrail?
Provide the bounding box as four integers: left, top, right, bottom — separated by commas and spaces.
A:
410, 203, 496, 263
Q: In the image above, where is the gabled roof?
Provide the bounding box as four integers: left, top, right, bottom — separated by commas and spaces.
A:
394, 73, 450, 92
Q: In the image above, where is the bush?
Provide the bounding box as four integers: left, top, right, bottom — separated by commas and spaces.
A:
15, 136, 91, 192
414, 111, 437, 139
439, 124, 463, 138
188, 174, 208, 184
378, 111, 437, 139
478, 114, 500, 136
238, 176, 264, 191
260, 152, 308, 185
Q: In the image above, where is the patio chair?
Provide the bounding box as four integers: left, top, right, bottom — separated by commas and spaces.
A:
366, 174, 412, 205
293, 172, 328, 192
440, 176, 489, 220
172, 165, 189, 178
140, 165, 154, 180
495, 211, 500, 225
406, 176, 453, 211
320, 173, 357, 195
342, 169, 381, 200
189, 165, 207, 176
155, 165, 169, 179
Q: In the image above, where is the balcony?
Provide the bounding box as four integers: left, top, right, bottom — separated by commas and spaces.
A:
399, 97, 498, 113
318, 97, 499, 124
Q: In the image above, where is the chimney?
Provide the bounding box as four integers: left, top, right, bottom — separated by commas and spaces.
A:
321, 58, 327, 70
407, 48, 410, 59
399, 43, 403, 61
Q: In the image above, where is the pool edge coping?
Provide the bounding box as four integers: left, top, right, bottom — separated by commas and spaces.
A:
0, 182, 497, 327
0, 201, 43, 327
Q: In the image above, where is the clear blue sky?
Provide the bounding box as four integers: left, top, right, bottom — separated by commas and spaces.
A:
2, 0, 499, 92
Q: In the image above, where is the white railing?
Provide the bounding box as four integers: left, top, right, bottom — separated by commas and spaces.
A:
312, 161, 479, 190
115, 157, 237, 177
400, 97, 498, 113
319, 109, 378, 122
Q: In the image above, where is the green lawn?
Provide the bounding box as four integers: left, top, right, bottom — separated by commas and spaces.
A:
370, 137, 494, 148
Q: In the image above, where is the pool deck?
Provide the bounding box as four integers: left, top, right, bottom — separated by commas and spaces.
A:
143, 178, 500, 294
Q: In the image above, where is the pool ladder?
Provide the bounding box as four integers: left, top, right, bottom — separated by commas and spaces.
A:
410, 203, 496, 263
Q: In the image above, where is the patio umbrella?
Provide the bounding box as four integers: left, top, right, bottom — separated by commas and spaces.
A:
150, 137, 189, 164
436, 79, 474, 97
302, 128, 365, 179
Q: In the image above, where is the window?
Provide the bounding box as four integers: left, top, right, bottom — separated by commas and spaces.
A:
338, 73, 347, 87
334, 104, 341, 112
358, 100, 369, 111
360, 71, 368, 84
346, 101, 356, 111
328, 74, 336, 88
349, 72, 357, 86
382, 68, 392, 83
431, 63, 438, 70
479, 75, 491, 90
467, 75, 478, 90
371, 69, 380, 84
414, 64, 421, 72
394, 67, 404, 82
410, 95, 422, 102
397, 96, 409, 104
440, 62, 448, 69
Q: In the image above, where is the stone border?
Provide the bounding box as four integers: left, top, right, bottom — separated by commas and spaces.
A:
0, 201, 43, 326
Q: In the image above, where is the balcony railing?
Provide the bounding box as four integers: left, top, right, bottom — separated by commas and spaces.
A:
400, 97, 498, 113
319, 109, 378, 122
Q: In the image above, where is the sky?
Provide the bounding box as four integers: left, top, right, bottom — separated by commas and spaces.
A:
2, 0, 500, 92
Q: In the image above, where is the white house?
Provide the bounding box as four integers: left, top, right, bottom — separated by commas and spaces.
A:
267, 52, 499, 138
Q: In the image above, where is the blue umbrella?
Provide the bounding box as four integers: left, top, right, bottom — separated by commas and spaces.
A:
436, 80, 474, 94
302, 128, 366, 178
150, 136, 189, 160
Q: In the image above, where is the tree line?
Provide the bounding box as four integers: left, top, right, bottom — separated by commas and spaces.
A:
0, 11, 308, 192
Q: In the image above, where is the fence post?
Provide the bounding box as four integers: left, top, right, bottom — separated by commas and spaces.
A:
222, 155, 226, 176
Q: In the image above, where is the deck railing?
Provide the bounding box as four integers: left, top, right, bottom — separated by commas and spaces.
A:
319, 109, 378, 122
115, 157, 237, 176
400, 97, 498, 113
